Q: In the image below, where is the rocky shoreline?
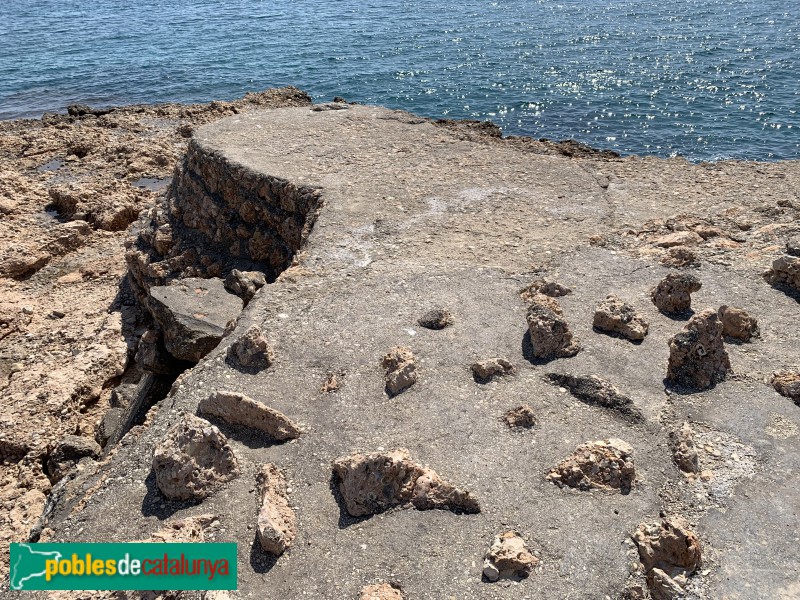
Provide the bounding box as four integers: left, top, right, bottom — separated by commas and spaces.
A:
1, 92, 799, 599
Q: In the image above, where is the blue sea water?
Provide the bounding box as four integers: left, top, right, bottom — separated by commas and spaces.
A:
0, 0, 798, 161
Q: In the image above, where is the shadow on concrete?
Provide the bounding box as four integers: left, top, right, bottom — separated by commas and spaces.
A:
249, 531, 279, 574
591, 326, 645, 345
140, 470, 201, 520
198, 414, 286, 450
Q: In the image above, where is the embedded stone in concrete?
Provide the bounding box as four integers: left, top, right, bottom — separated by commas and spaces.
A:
148, 277, 243, 362
651, 272, 702, 315
593, 294, 649, 341
482, 531, 539, 582
633, 517, 702, 600
546, 373, 645, 423
47, 435, 101, 483
148, 514, 218, 543
770, 370, 800, 402
654, 231, 703, 248
503, 405, 537, 429
546, 438, 635, 493
381, 347, 418, 396
660, 246, 700, 269
525, 294, 580, 359
227, 325, 274, 370
224, 269, 267, 304
764, 255, 800, 291
256, 463, 296, 556
359, 583, 404, 600
669, 422, 699, 475
666, 309, 730, 390
718, 305, 759, 342
332, 448, 480, 517
471, 357, 515, 382
198, 390, 302, 441
152, 413, 239, 501
417, 307, 452, 330
519, 279, 572, 303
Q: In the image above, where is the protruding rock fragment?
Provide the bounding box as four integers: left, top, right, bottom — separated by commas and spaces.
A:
96, 407, 124, 447
359, 583, 404, 600
320, 372, 341, 393
770, 370, 800, 401
198, 390, 302, 440
718, 305, 759, 342
332, 448, 480, 517
546, 438, 635, 493
417, 307, 452, 330
381, 347, 418, 396
149, 514, 218, 543
227, 325, 274, 370
669, 423, 699, 474
472, 357, 515, 382
666, 309, 730, 390
525, 294, 580, 359
152, 413, 239, 501
47, 435, 102, 483
651, 272, 702, 315
654, 231, 703, 247
256, 464, 296, 556
224, 269, 267, 304
504, 405, 537, 429
787, 236, 800, 257
660, 246, 700, 269
546, 373, 645, 423
593, 295, 649, 341
520, 279, 572, 303
632, 517, 702, 600
764, 255, 800, 291
148, 277, 243, 362
482, 531, 539, 582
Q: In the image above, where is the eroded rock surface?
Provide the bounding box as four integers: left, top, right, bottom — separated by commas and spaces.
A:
770, 370, 800, 401
669, 423, 700, 475
482, 531, 539, 582
198, 390, 302, 440
546, 438, 635, 493
764, 255, 800, 292
148, 514, 218, 543
718, 305, 759, 341
359, 583, 404, 600
519, 279, 572, 303
471, 357, 515, 382
46, 435, 101, 484
417, 307, 452, 330
546, 373, 645, 423
503, 405, 537, 429
525, 294, 580, 359
593, 294, 649, 341
332, 449, 479, 517
381, 347, 418, 396
633, 517, 702, 600
651, 272, 702, 314
256, 464, 296, 556
666, 309, 730, 390
227, 325, 274, 370
224, 269, 266, 304
152, 413, 239, 500
660, 246, 700, 269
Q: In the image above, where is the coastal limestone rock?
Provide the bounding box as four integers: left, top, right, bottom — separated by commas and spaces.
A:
654, 231, 703, 248
381, 347, 418, 396
546, 438, 635, 493
198, 390, 302, 441
227, 325, 275, 370
471, 357, 515, 382
147, 277, 243, 362
152, 413, 239, 501
417, 307, 453, 330
525, 294, 580, 359
519, 279, 572, 303
770, 370, 800, 402
633, 517, 702, 600
256, 464, 296, 556
332, 448, 480, 517
503, 405, 537, 429
669, 422, 700, 475
359, 583, 404, 600
546, 373, 645, 423
651, 272, 702, 315
593, 295, 649, 341
482, 531, 539, 582
666, 309, 730, 390
764, 255, 800, 292
46, 435, 102, 483
224, 269, 267, 305
718, 305, 759, 342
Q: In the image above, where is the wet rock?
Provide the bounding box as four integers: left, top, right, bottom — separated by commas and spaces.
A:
593, 295, 649, 341
718, 305, 759, 342
152, 413, 239, 501
256, 464, 296, 556
770, 370, 800, 401
787, 236, 800, 257
47, 435, 102, 483
227, 325, 274, 370
482, 531, 539, 582
764, 255, 800, 292
224, 269, 267, 304
519, 279, 572, 303
381, 347, 418, 396
651, 272, 702, 314
632, 517, 702, 600
525, 294, 580, 359
666, 309, 730, 390
503, 405, 537, 429
546, 373, 645, 423
669, 423, 699, 475
332, 448, 480, 517
198, 390, 302, 441
359, 583, 404, 600
654, 231, 703, 247
546, 438, 635, 493
417, 307, 453, 330
147, 277, 243, 362
472, 357, 515, 382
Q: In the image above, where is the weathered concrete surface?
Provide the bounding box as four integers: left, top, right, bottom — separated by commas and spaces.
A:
42, 105, 800, 599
